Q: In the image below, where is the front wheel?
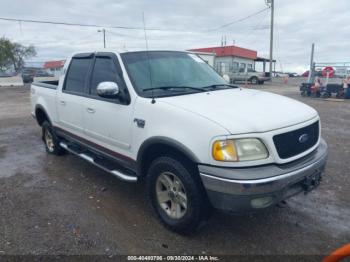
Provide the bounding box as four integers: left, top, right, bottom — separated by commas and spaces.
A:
146, 156, 210, 234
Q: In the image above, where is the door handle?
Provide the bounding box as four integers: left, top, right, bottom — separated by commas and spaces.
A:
59, 100, 66, 106
86, 108, 95, 113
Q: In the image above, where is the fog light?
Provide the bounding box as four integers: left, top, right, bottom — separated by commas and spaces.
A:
251, 196, 274, 209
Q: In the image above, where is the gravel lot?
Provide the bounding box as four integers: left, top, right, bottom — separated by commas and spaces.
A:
0, 81, 349, 260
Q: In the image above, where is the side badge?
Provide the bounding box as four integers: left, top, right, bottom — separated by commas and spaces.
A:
134, 118, 145, 128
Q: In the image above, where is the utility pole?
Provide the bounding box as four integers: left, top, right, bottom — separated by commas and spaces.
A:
268, 0, 274, 79
308, 43, 315, 83
98, 28, 106, 48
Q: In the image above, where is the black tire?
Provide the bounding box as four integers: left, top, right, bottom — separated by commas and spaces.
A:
146, 156, 210, 234
322, 92, 331, 99
250, 77, 259, 85
42, 121, 65, 155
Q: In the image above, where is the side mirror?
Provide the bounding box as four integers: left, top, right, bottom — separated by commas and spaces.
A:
96, 81, 119, 98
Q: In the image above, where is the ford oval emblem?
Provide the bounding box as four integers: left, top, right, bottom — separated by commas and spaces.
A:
299, 134, 309, 143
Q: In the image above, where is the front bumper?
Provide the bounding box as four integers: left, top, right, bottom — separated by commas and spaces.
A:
199, 139, 328, 212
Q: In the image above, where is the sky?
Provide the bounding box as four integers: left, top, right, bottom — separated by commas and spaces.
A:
0, 0, 349, 73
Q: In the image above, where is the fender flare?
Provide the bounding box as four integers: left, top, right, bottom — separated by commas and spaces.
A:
34, 104, 52, 125
136, 136, 200, 174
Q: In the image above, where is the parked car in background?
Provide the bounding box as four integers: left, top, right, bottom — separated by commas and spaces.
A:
301, 71, 310, 77
31, 50, 328, 234
22, 68, 54, 83
228, 68, 270, 85
21, 68, 36, 83
288, 72, 298, 77
35, 69, 54, 77
0, 71, 15, 77
301, 70, 324, 78
275, 72, 289, 78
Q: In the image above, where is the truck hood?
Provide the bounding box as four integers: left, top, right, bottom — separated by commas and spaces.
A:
160, 88, 318, 134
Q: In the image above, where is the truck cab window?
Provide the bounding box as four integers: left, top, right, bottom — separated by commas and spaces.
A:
90, 57, 120, 95
64, 57, 92, 94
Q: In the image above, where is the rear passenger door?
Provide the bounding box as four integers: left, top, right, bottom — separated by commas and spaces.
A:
83, 53, 133, 155
57, 54, 93, 135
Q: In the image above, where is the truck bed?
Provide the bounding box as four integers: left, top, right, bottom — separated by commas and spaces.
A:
32, 80, 59, 89
30, 80, 59, 122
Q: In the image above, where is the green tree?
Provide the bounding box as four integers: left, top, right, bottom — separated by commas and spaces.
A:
0, 37, 13, 71
0, 37, 37, 72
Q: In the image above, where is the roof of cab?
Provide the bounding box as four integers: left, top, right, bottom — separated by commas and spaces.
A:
69, 49, 191, 57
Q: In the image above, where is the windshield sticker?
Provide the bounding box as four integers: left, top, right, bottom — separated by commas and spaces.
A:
188, 54, 205, 63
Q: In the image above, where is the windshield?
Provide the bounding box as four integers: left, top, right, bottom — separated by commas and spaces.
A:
121, 51, 228, 97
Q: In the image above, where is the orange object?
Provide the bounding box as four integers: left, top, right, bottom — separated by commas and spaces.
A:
323, 243, 350, 262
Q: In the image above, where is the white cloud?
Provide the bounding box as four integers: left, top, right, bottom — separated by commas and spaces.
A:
0, 0, 349, 73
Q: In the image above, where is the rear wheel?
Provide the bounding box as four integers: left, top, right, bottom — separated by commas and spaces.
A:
250, 77, 259, 85
146, 156, 210, 234
42, 121, 65, 155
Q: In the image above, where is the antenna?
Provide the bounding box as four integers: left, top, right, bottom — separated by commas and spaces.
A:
142, 12, 155, 104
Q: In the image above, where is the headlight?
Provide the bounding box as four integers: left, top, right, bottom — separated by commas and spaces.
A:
212, 138, 268, 162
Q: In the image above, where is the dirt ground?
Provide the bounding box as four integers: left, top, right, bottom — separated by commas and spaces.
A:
0, 81, 349, 259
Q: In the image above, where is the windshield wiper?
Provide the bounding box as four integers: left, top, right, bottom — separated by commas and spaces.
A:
143, 86, 206, 92
202, 84, 238, 90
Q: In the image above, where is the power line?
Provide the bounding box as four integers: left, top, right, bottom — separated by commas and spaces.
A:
234, 9, 270, 46
208, 7, 270, 31
0, 16, 167, 31
1, 9, 270, 34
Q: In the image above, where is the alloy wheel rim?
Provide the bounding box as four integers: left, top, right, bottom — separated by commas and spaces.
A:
156, 171, 187, 219
45, 130, 55, 152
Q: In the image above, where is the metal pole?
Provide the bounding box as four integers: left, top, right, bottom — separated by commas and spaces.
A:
308, 43, 315, 83
269, 0, 274, 79
103, 29, 106, 48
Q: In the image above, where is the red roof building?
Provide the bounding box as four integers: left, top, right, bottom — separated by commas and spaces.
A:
43, 60, 66, 77
189, 45, 257, 60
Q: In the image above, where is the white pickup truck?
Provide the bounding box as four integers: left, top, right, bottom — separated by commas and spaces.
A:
31, 50, 328, 234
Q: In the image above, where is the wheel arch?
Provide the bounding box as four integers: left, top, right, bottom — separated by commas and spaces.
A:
136, 136, 200, 178
35, 105, 52, 126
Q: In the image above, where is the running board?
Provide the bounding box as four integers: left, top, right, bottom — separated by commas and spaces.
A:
60, 142, 137, 182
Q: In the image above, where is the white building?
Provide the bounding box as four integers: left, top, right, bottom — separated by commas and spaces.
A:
189, 45, 275, 76
43, 60, 65, 77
